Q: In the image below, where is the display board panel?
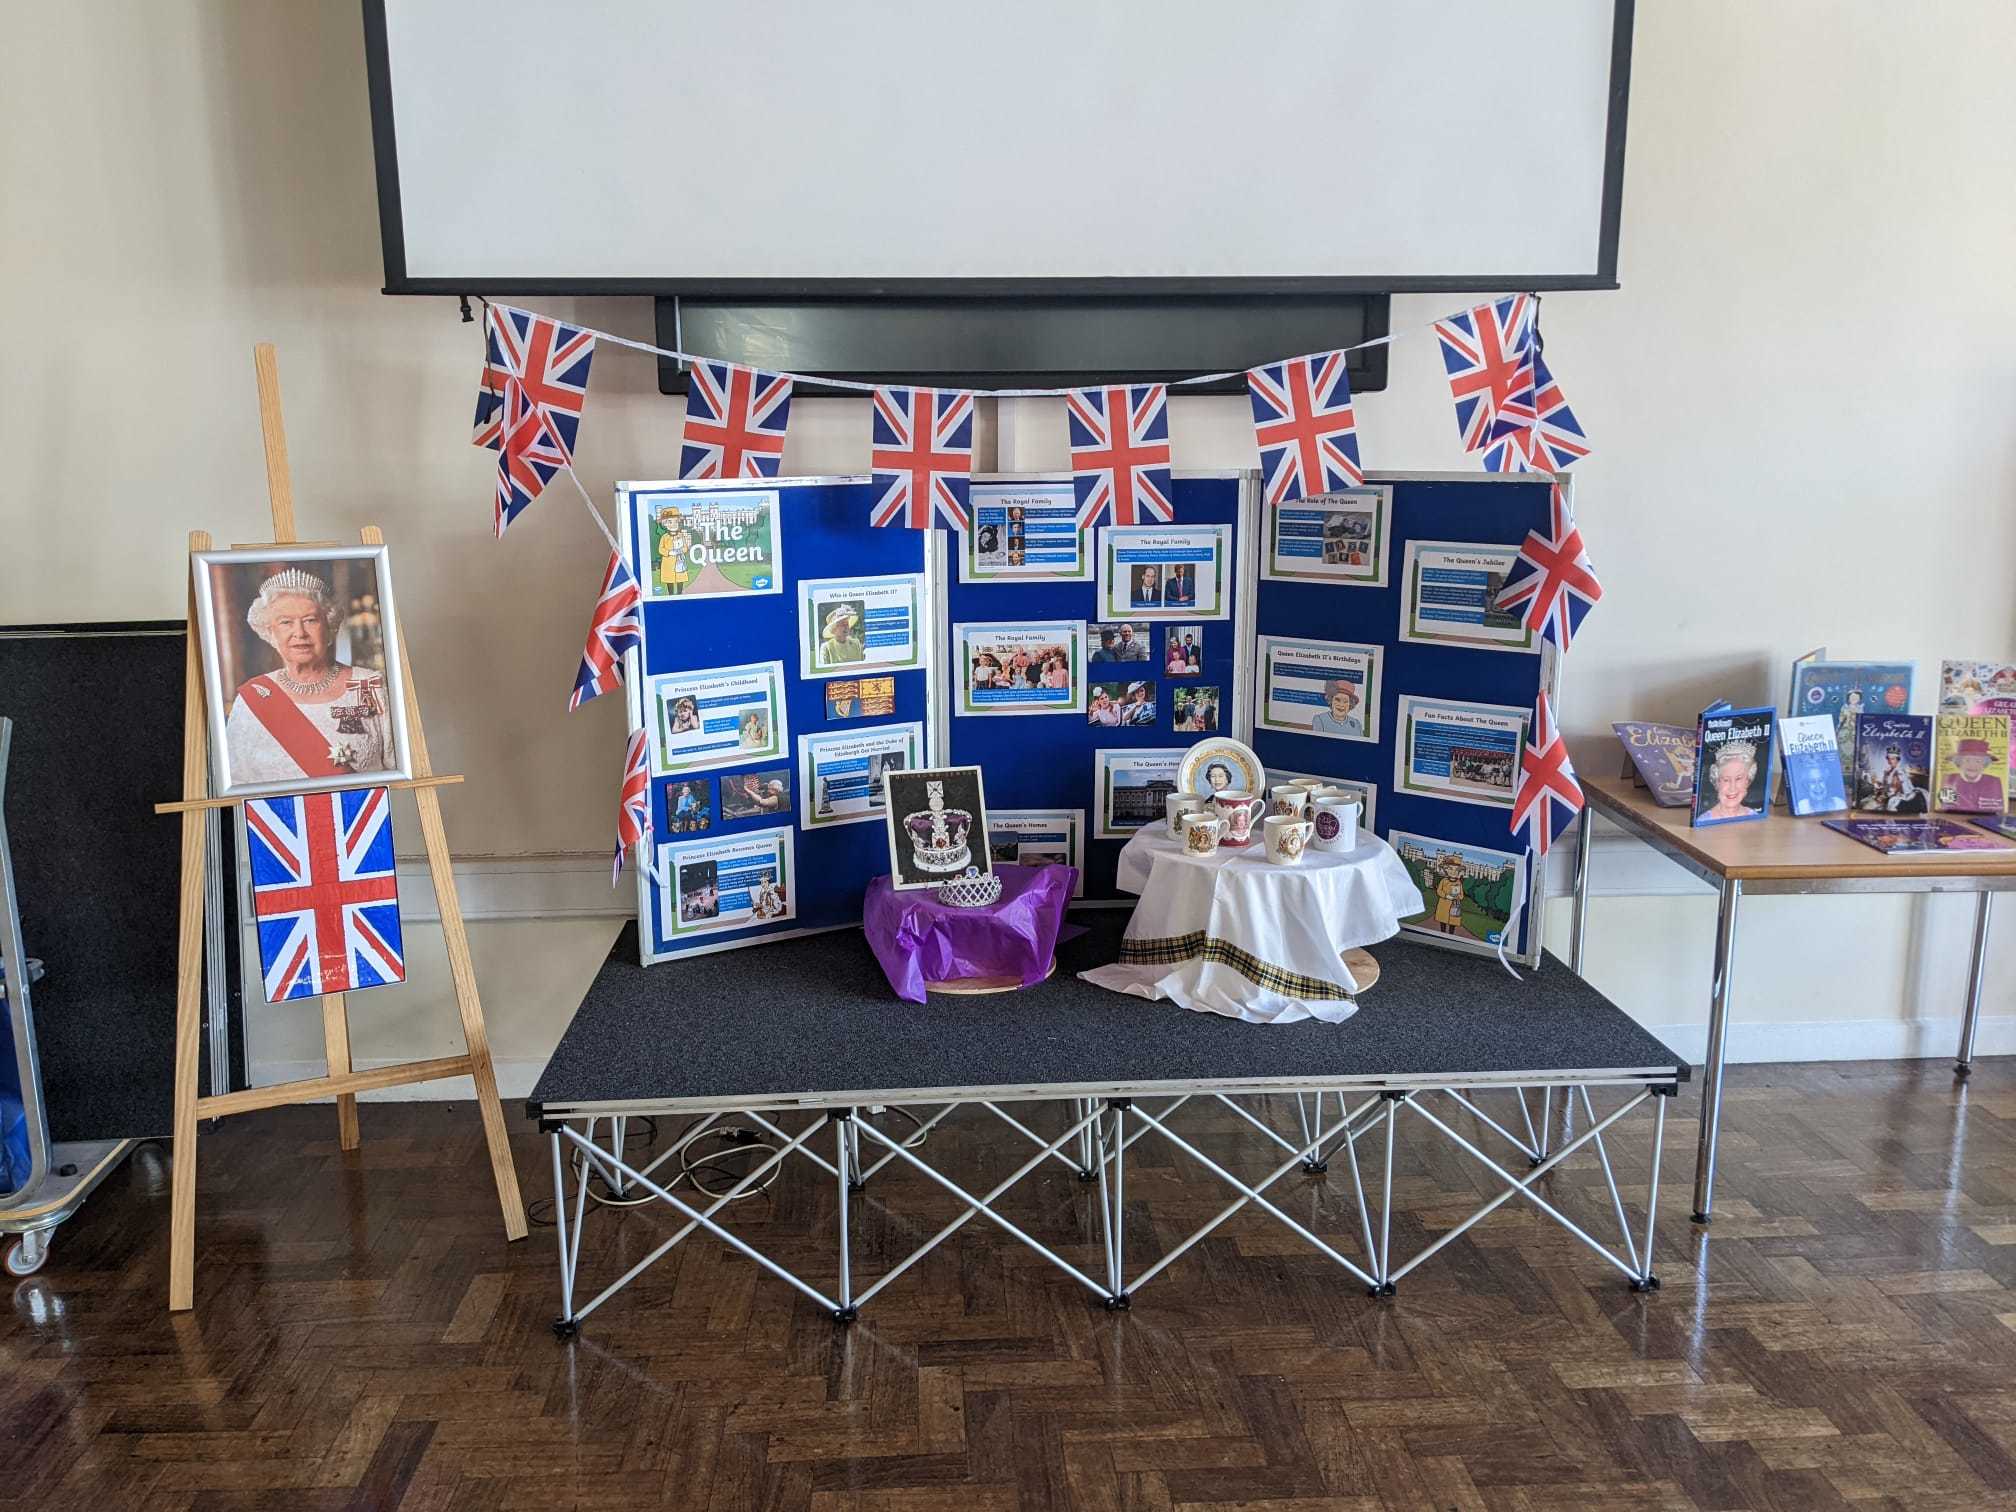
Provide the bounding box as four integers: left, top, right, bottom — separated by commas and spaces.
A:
944, 474, 1255, 900
624, 478, 933, 963
1246, 474, 1561, 967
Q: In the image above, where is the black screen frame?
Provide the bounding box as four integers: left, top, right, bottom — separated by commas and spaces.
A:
361, 1, 1632, 300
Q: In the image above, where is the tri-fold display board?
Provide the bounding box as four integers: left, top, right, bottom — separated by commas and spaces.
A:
622, 471, 1558, 968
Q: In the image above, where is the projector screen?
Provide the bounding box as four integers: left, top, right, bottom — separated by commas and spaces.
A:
365, 1, 1629, 294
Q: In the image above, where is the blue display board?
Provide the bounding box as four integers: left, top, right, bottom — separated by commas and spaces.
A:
1246, 473, 1558, 966
944, 473, 1252, 900
622, 477, 931, 963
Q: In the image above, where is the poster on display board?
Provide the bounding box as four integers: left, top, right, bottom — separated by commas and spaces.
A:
1255, 636, 1383, 744
797, 572, 925, 680
987, 809, 1087, 894
655, 827, 796, 939
1262, 486, 1392, 588
798, 722, 923, 829
954, 621, 1086, 715
1095, 525, 1232, 621
628, 486, 783, 601
1388, 831, 1525, 950
959, 483, 1090, 583
648, 660, 789, 776
1393, 695, 1529, 810
1398, 542, 1534, 652
1093, 748, 1187, 838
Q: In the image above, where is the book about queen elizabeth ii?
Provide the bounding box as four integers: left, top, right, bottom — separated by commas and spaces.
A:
1691, 705, 1775, 828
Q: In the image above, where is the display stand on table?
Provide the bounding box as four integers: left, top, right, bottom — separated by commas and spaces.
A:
155, 344, 526, 1311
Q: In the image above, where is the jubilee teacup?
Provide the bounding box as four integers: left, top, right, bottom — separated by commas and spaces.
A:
1310, 796, 1361, 852
1179, 811, 1225, 856
1211, 791, 1265, 846
1263, 814, 1313, 864
1166, 791, 1206, 837
1269, 784, 1310, 818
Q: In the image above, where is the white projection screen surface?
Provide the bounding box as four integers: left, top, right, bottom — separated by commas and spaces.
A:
366, 1, 1629, 292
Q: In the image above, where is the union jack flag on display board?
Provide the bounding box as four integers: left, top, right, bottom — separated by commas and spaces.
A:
246, 787, 404, 1003
679, 361, 793, 479
614, 729, 651, 884
1432, 295, 1537, 455
1509, 692, 1583, 858
1483, 352, 1592, 475
1065, 384, 1174, 526
473, 306, 597, 537
568, 551, 643, 711
1246, 351, 1364, 505
869, 387, 976, 530
1494, 486, 1603, 651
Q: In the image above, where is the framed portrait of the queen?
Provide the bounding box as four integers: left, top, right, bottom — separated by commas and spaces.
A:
883, 766, 991, 891
190, 544, 414, 798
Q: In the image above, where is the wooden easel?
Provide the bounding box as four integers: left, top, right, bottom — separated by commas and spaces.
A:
159, 343, 527, 1311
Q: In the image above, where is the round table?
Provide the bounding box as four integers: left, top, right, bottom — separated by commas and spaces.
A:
1079, 826, 1421, 1024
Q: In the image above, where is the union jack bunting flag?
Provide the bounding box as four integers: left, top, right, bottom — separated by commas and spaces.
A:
868, 387, 976, 529
245, 787, 404, 1003
569, 551, 643, 712
1493, 485, 1604, 651
1432, 295, 1537, 455
1065, 384, 1174, 526
679, 361, 793, 479
1246, 351, 1364, 505
1509, 692, 1583, 858
474, 306, 597, 537
613, 728, 651, 885
1483, 352, 1592, 475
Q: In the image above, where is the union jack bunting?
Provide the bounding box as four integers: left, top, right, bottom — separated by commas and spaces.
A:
679, 361, 793, 479
1246, 351, 1364, 505
1509, 691, 1583, 858
568, 551, 643, 712
1493, 485, 1604, 651
1482, 352, 1592, 475
1432, 295, 1537, 455
613, 729, 651, 885
868, 387, 976, 529
1065, 384, 1174, 525
245, 787, 404, 1003
473, 306, 597, 537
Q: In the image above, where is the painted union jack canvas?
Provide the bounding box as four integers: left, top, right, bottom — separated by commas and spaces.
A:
1494, 485, 1603, 651
1432, 295, 1537, 455
679, 361, 793, 479
1483, 352, 1592, 475
1065, 384, 1174, 526
246, 787, 404, 1003
1246, 351, 1364, 505
1509, 691, 1584, 858
869, 387, 975, 530
569, 551, 643, 711
473, 307, 597, 537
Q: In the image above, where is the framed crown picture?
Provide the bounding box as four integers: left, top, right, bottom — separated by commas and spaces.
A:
883, 766, 991, 891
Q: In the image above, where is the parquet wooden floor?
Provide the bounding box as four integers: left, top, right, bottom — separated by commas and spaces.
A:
6, 1060, 2016, 1510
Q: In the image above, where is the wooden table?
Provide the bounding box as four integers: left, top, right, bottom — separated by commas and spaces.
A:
1569, 772, 2016, 1223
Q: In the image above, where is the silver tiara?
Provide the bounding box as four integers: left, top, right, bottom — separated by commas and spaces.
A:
257, 567, 331, 600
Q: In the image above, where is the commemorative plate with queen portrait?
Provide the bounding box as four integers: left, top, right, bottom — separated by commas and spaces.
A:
1177, 737, 1266, 800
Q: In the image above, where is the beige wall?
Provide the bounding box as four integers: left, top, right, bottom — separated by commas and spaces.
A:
4, 3, 2012, 1088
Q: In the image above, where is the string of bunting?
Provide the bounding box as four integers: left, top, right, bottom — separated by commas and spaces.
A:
461, 292, 1603, 899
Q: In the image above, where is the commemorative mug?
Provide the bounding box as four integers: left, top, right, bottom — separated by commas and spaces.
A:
1262, 814, 1314, 864
1311, 796, 1362, 853
1179, 812, 1224, 856
1268, 784, 1310, 818
1212, 791, 1265, 846
1166, 792, 1206, 837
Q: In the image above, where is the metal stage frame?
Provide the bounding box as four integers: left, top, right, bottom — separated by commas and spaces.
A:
540, 1072, 1675, 1334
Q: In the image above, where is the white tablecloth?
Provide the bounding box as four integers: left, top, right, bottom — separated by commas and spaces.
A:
1080, 827, 1422, 1024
